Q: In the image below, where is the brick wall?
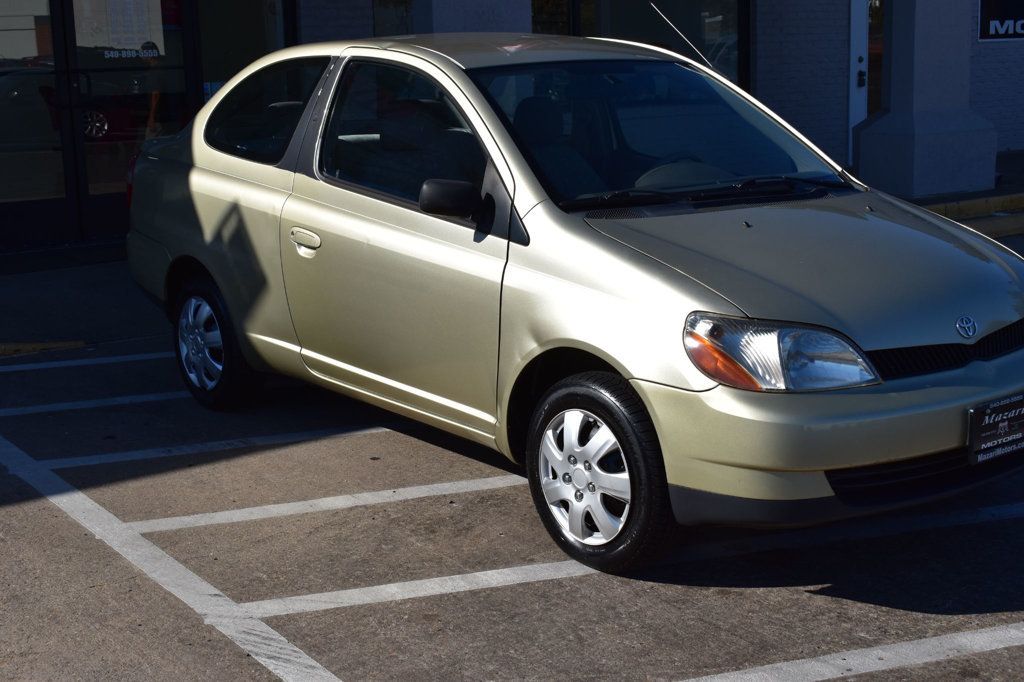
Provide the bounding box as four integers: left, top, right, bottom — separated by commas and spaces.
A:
971, 4, 1024, 151
428, 0, 531, 32
752, 0, 851, 164
297, 0, 530, 40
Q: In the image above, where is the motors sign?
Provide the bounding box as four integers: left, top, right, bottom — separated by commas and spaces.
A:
980, 0, 1024, 40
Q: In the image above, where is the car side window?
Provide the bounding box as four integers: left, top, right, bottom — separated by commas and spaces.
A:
319, 60, 487, 203
205, 57, 330, 165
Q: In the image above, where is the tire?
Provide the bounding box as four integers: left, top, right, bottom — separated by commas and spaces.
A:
525, 371, 673, 573
171, 274, 257, 409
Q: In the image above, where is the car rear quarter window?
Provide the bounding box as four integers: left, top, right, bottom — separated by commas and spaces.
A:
205, 57, 330, 165
319, 60, 486, 203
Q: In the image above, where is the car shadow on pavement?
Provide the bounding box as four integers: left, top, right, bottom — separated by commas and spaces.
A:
385, 420, 522, 475
640, 493, 1024, 616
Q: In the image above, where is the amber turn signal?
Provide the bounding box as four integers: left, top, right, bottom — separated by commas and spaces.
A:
684, 331, 763, 391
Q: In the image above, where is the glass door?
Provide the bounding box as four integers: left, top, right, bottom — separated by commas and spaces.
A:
0, 1, 77, 248
0, 0, 198, 251
66, 0, 192, 239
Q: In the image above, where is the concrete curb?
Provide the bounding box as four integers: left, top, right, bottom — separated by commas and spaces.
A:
960, 213, 1024, 239
0, 341, 86, 358
922, 192, 1024, 221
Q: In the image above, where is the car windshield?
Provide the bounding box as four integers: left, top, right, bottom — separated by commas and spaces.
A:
468, 59, 846, 209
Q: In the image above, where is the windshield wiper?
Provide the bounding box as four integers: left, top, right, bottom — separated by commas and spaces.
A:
762, 174, 851, 188
559, 188, 688, 211
683, 174, 850, 201
560, 175, 850, 211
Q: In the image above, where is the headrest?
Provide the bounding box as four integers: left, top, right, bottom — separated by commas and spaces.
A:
513, 96, 562, 145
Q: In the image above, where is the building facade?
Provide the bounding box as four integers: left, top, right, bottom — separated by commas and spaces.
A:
1, 0, 1021, 253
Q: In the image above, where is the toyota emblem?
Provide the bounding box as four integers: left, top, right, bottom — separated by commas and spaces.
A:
955, 315, 978, 339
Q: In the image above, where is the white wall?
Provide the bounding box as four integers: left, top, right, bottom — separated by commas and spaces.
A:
416, 0, 531, 33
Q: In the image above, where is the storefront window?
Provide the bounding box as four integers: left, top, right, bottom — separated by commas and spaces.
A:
72, 0, 185, 70
198, 0, 288, 99
0, 1, 64, 204
532, 0, 749, 87
0, 0, 304, 247
70, 0, 189, 196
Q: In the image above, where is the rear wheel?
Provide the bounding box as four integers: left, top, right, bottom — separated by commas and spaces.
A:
525, 371, 672, 573
172, 275, 256, 409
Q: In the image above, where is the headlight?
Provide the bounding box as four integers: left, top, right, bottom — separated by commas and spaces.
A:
684, 312, 879, 392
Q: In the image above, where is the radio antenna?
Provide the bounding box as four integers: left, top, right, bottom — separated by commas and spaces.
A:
649, 2, 716, 69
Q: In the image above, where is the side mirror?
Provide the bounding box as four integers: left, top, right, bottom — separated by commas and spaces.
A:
418, 179, 481, 218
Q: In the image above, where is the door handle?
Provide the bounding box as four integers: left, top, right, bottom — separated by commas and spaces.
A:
289, 227, 321, 258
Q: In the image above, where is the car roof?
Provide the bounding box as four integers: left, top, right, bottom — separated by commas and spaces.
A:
294, 33, 675, 70
383, 33, 671, 68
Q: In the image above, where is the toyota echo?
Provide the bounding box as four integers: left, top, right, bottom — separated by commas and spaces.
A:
127, 34, 1024, 571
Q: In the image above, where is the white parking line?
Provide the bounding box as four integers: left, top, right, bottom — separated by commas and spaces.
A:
242, 561, 597, 619
686, 621, 1024, 681
0, 391, 190, 418
6, 397, 1023, 682
42, 427, 388, 470
0, 351, 174, 373
128, 474, 527, 533
0, 435, 339, 682
238, 498, 1024, 619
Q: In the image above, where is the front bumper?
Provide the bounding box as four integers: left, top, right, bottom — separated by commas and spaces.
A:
667, 448, 1024, 526
631, 352, 1024, 526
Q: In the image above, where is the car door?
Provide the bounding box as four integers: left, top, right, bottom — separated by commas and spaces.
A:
280, 53, 513, 441
177, 54, 332, 370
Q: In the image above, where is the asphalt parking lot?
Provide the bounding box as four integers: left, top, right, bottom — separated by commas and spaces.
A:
2, 259, 1024, 681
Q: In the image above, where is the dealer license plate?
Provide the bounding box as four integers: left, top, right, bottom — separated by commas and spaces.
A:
970, 393, 1024, 465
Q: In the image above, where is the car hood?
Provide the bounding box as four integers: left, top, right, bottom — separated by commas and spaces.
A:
585, 191, 1024, 351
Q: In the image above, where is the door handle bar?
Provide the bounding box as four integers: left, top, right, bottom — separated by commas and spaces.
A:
289, 227, 322, 250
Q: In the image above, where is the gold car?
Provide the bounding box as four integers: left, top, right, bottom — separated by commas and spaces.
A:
128, 34, 1024, 571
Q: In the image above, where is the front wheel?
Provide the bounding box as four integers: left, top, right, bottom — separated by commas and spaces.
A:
172, 275, 256, 409
525, 372, 673, 573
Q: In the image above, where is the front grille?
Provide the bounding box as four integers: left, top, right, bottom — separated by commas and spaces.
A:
867, 317, 1024, 381
826, 447, 1023, 506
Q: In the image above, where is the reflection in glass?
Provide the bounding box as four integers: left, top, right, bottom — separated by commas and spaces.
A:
72, 0, 184, 68
0, 2, 64, 202
72, 0, 188, 195
471, 60, 839, 204
198, 0, 287, 98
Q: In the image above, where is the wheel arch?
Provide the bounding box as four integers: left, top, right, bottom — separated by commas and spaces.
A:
164, 255, 215, 321
503, 344, 630, 466
163, 254, 271, 373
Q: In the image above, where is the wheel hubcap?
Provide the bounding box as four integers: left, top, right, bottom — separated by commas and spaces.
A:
538, 409, 631, 546
177, 296, 224, 391
83, 110, 108, 139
